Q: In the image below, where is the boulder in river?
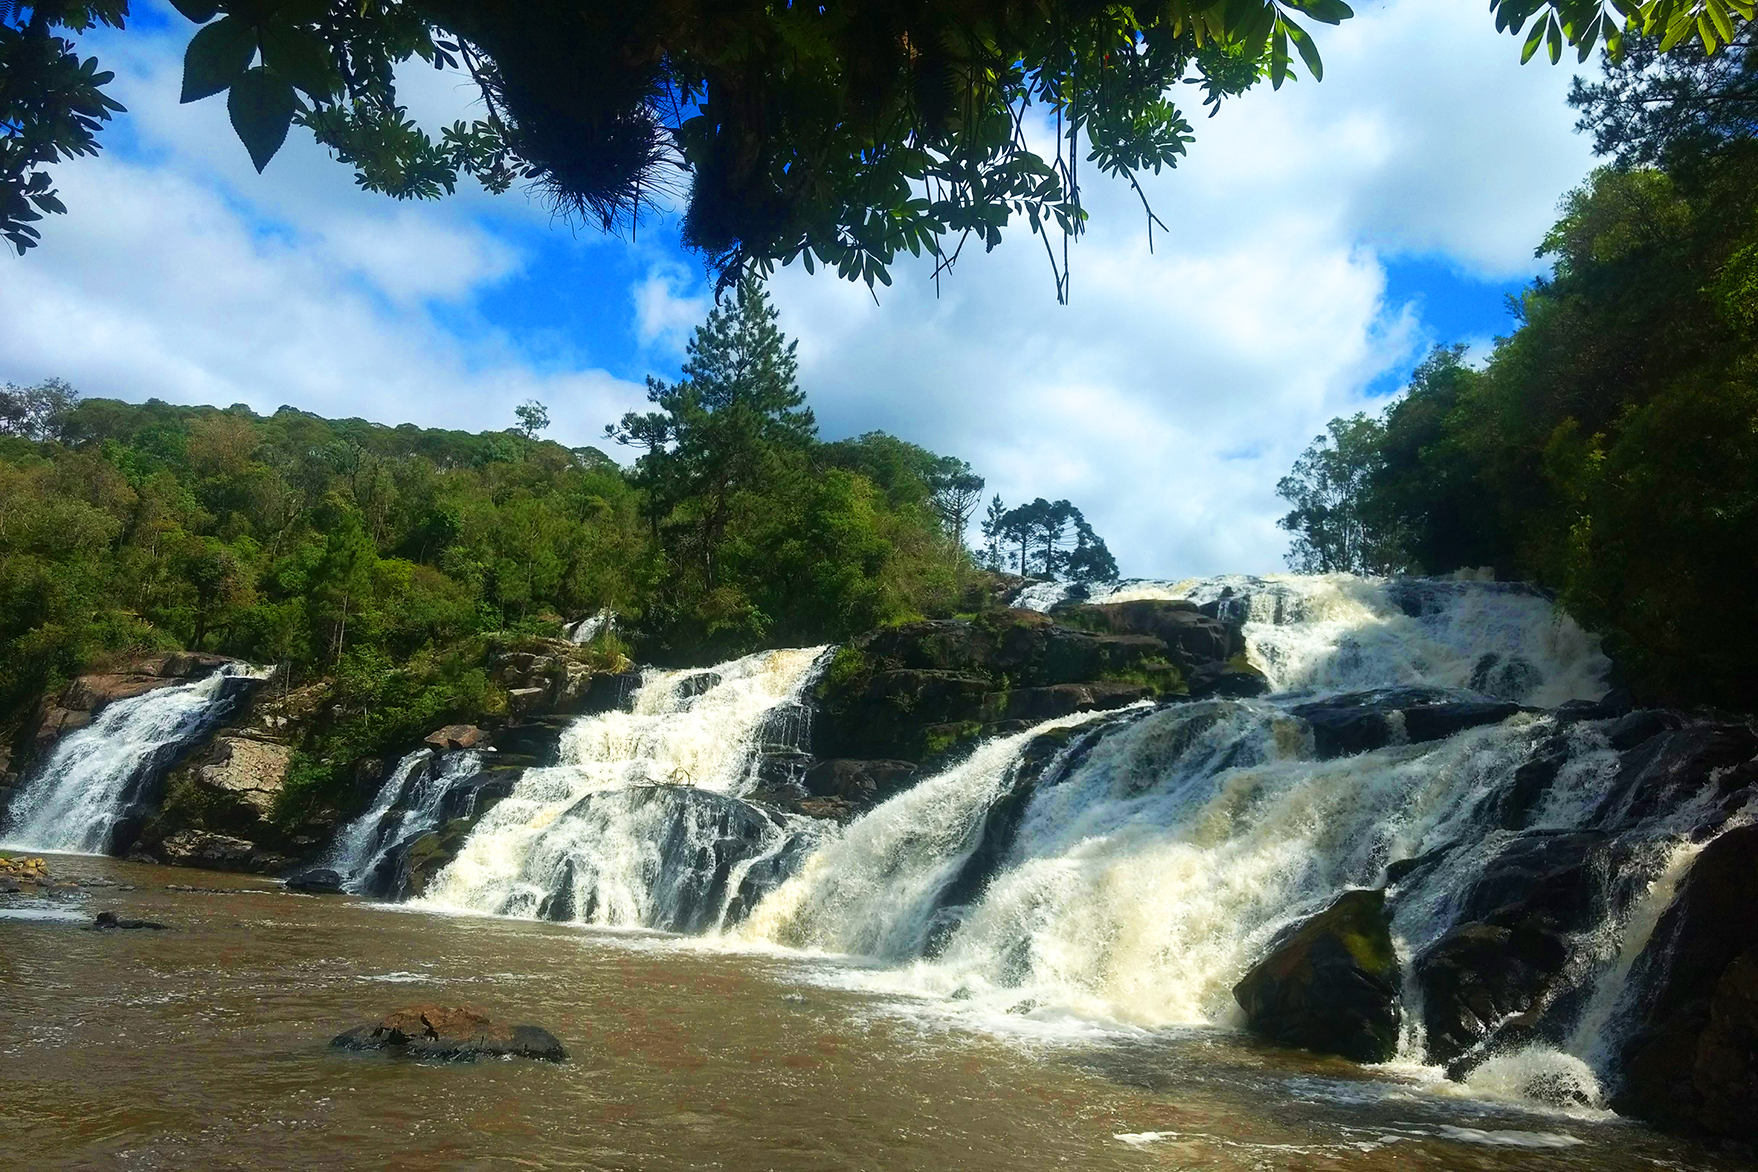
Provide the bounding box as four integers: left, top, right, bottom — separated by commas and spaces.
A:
285, 868, 345, 894
1233, 888, 1402, 1064
88, 910, 169, 930
1611, 824, 1758, 1139
331, 1005, 566, 1062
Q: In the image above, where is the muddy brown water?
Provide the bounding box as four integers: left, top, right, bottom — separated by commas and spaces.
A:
0, 855, 1744, 1170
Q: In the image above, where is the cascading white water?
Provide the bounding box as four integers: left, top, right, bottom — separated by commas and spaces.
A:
326, 747, 482, 891
1016, 572, 1608, 706
1, 665, 262, 855
566, 610, 616, 645
740, 575, 1751, 1111
416, 646, 828, 929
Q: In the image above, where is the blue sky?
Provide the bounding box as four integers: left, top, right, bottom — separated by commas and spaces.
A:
1, 0, 1598, 575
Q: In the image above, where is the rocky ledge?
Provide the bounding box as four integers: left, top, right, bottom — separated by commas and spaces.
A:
332, 1006, 567, 1062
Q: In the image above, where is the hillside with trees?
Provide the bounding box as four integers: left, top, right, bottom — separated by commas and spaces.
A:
0, 282, 1120, 763
1275, 29, 1758, 708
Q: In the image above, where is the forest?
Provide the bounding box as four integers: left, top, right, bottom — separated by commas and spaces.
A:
0, 279, 1115, 766
1275, 31, 1758, 710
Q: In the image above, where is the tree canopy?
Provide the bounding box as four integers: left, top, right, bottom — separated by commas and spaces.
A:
1274, 66, 1758, 707
7, 2, 1749, 288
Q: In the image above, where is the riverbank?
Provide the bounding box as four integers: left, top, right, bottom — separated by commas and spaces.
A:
3, 852, 1746, 1171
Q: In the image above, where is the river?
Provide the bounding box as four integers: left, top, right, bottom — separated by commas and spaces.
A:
2, 853, 1740, 1170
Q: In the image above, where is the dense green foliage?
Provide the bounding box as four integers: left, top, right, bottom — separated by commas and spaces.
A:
0, 290, 985, 720
1277, 88, 1758, 707
12, 0, 1355, 288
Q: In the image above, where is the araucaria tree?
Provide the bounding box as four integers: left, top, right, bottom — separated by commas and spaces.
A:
985, 496, 1118, 583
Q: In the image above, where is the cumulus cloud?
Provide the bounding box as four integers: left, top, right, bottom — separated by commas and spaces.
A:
766, 0, 1598, 575
0, 0, 1598, 575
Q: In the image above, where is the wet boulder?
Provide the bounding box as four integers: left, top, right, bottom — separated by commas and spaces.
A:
1290, 688, 1525, 760
1415, 916, 1572, 1067
423, 724, 486, 751
87, 910, 169, 930
1590, 722, 1758, 833
1053, 600, 1243, 671
1187, 658, 1271, 700
156, 829, 289, 874
1612, 825, 1758, 1139
285, 868, 345, 894
331, 1005, 566, 1062
1233, 888, 1403, 1064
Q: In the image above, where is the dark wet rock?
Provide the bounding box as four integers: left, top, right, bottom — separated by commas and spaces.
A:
1468, 652, 1543, 703
1187, 658, 1271, 700
1290, 688, 1525, 760
800, 759, 919, 811
489, 719, 570, 764
1384, 843, 1457, 887
285, 868, 345, 894
1612, 825, 1758, 1139
675, 671, 721, 701
375, 818, 478, 901
1053, 600, 1243, 670
1234, 888, 1402, 1064
1590, 722, 1758, 833
331, 1005, 566, 1062
88, 910, 169, 930
1416, 917, 1573, 1067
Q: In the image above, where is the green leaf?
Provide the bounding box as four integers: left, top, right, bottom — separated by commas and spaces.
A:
1520, 15, 1547, 61
1546, 13, 1564, 62
1295, 0, 1355, 26
167, 0, 220, 22
1285, 18, 1325, 80
182, 16, 257, 104
228, 66, 299, 172
1271, 22, 1289, 88
1706, 0, 1737, 38
260, 24, 342, 100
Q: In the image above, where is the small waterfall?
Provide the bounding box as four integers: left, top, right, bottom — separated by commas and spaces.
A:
1, 664, 263, 855
326, 748, 482, 892
416, 646, 828, 929
566, 609, 616, 645
1015, 572, 1608, 706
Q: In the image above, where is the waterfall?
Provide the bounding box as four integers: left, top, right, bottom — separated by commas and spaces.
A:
1015, 572, 1608, 705
325, 747, 482, 892
566, 609, 616, 645
738, 576, 1752, 1109
1, 664, 263, 855
415, 646, 829, 930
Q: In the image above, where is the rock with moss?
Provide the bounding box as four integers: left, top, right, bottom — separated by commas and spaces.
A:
1233, 888, 1403, 1063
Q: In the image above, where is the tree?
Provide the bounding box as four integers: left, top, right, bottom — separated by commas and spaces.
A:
1276, 414, 1410, 575
1568, 20, 1756, 167
0, 377, 80, 440
513, 399, 549, 440
979, 495, 1008, 572
927, 458, 984, 552
607, 275, 815, 589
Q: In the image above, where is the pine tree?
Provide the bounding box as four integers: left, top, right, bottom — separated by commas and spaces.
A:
607, 276, 816, 588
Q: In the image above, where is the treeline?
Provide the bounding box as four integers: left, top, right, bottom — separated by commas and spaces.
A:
1276, 35, 1758, 709
0, 279, 1121, 727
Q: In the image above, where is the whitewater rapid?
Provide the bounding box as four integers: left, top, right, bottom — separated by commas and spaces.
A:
416, 646, 828, 928
2, 664, 263, 855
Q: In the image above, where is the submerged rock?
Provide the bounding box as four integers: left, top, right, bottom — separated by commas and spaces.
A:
331, 1005, 566, 1062
1233, 888, 1402, 1064
1290, 687, 1526, 760
285, 868, 345, 894
88, 910, 169, 930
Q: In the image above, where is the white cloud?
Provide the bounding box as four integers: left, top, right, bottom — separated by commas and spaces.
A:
766, 0, 1597, 576
1, 0, 1598, 578
634, 262, 711, 355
